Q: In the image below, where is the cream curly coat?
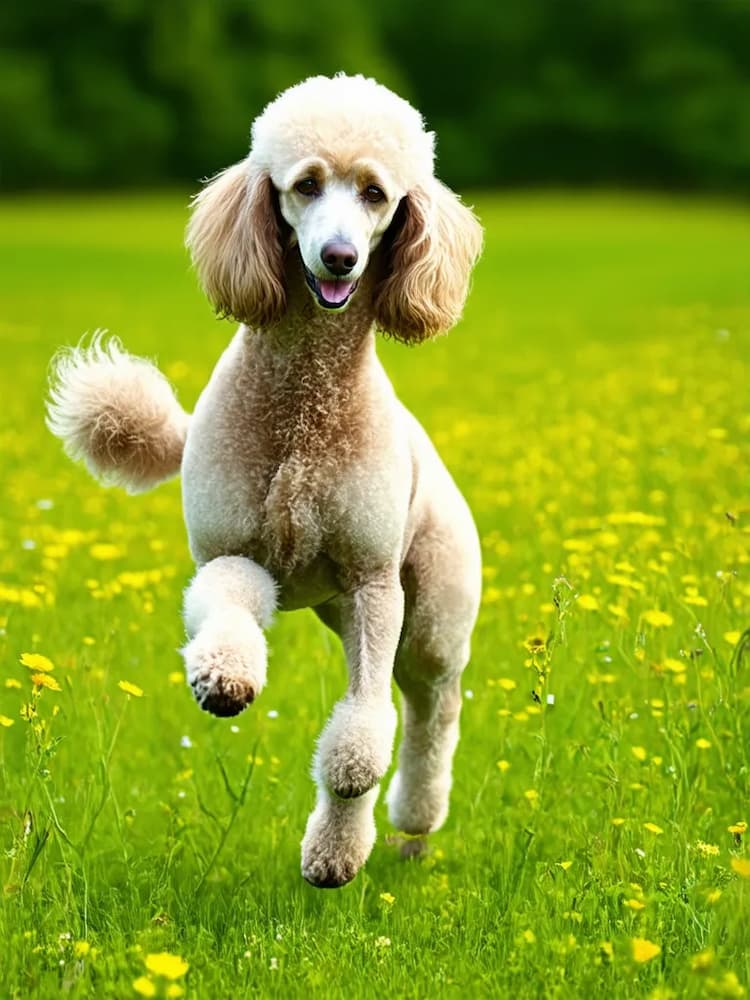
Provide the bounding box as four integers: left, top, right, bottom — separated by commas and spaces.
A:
47, 74, 483, 888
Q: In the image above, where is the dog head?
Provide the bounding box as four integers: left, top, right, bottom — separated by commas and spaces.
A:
186, 75, 483, 342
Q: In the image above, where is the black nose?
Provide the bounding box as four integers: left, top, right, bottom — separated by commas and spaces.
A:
320, 240, 358, 276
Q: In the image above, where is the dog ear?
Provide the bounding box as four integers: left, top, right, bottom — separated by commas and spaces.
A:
374, 179, 483, 344
186, 160, 286, 328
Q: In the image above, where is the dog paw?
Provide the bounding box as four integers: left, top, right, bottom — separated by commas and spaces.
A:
300, 791, 377, 888
316, 698, 397, 799
181, 615, 267, 718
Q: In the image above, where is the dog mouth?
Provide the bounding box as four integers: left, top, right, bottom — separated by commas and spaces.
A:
303, 264, 358, 311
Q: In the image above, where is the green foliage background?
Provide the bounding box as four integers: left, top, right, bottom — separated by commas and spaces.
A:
4, 0, 750, 191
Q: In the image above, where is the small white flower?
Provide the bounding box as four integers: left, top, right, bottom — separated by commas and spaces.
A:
269, 957, 279, 971
180, 735, 193, 748
22, 539, 36, 550
230, 725, 240, 734
36, 499, 54, 510
267, 709, 279, 719
464, 689, 474, 700
546, 693, 555, 706
635, 848, 646, 858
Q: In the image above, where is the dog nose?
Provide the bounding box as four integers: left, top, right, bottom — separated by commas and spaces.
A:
321, 240, 358, 276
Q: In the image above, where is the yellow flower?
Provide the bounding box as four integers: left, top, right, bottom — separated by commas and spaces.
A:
728, 821, 747, 836
624, 898, 646, 911
705, 888, 722, 904
724, 631, 741, 646
118, 680, 143, 698
600, 941, 614, 961
522, 929, 536, 944
696, 841, 720, 857
632, 937, 661, 963
498, 678, 516, 691
644, 822, 664, 835
690, 948, 715, 972
695, 738, 712, 750
730, 858, 750, 878
379, 892, 395, 905
642, 610, 673, 628
631, 746, 648, 762
74, 941, 91, 958
168, 671, 184, 685
496, 760, 511, 773
32, 673, 62, 692
557, 860, 573, 871
5, 679, 22, 689
20, 652, 54, 673
524, 789, 539, 803
0, 715, 14, 728
89, 543, 123, 561
133, 977, 156, 998
144, 952, 189, 980
611, 817, 626, 826
166, 987, 184, 999
577, 594, 600, 611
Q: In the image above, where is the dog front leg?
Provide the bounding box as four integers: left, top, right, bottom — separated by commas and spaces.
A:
181, 556, 277, 717
301, 566, 402, 887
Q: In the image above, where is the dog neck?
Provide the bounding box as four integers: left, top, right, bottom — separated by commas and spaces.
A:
240, 254, 382, 459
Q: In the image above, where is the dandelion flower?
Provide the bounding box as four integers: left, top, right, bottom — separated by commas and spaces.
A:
166, 987, 184, 999
696, 842, 720, 857
557, 861, 573, 871
133, 978, 156, 998
0, 715, 14, 727
144, 952, 189, 980
643, 822, 664, 835
631, 937, 661, 963
577, 594, 600, 611
695, 738, 712, 750
611, 817, 626, 827
690, 948, 714, 972
730, 858, 750, 878
32, 673, 61, 692
74, 941, 91, 958
379, 892, 395, 905
89, 543, 123, 561
5, 679, 21, 689
642, 610, 673, 628
728, 821, 747, 836
631, 746, 648, 762
118, 680, 143, 698
724, 631, 741, 646
496, 760, 511, 773
624, 898, 645, 911
522, 929, 536, 944
20, 652, 54, 673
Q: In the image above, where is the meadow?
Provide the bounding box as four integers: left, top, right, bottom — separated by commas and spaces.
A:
0, 190, 749, 999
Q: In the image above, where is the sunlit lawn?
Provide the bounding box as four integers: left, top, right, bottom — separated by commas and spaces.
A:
1, 190, 749, 998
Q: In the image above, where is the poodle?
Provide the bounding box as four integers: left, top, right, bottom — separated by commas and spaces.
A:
47, 74, 483, 888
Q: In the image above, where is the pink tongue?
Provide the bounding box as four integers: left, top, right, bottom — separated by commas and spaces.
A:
318, 280, 354, 304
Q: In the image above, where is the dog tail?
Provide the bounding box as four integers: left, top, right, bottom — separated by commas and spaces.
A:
46, 332, 190, 494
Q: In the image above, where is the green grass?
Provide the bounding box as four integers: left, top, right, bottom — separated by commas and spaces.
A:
1, 190, 749, 999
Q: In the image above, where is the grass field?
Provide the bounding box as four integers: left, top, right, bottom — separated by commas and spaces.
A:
1, 190, 749, 999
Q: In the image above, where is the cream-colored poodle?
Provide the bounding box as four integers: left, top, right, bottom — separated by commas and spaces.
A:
47, 74, 483, 888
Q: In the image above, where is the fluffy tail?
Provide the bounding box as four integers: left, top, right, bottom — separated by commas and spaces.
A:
46, 333, 190, 494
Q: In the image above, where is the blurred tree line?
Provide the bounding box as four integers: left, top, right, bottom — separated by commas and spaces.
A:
2, 0, 750, 191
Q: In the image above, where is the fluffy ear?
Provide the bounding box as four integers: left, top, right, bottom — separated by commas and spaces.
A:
374, 179, 483, 343
186, 160, 286, 328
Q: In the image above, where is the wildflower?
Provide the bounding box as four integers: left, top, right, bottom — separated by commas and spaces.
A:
631, 746, 648, 762
624, 898, 645, 911
5, 679, 21, 689
612, 817, 626, 827
20, 652, 54, 673
144, 952, 189, 980
498, 678, 516, 691
168, 672, 183, 685
577, 594, 600, 611
642, 610, 673, 628
166, 988, 184, 999
695, 738, 712, 750
32, 673, 61, 692
632, 938, 661, 963
644, 822, 664, 835
133, 978, 156, 998
89, 543, 123, 560
728, 821, 747, 836
724, 631, 741, 646
705, 889, 722, 904
380, 892, 395, 906
496, 760, 511, 773
522, 929, 536, 944
600, 941, 614, 962
690, 948, 715, 972
696, 842, 720, 857
730, 858, 750, 878
523, 635, 546, 655
524, 789, 539, 804
557, 861, 573, 871
0, 715, 14, 727
374, 937, 391, 948
118, 680, 143, 698
73, 941, 91, 958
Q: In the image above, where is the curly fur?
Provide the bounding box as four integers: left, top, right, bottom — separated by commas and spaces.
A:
46, 333, 188, 493
46, 74, 483, 889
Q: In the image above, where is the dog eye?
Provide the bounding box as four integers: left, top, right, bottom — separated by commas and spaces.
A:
295, 178, 319, 197
362, 184, 385, 204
